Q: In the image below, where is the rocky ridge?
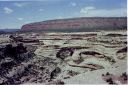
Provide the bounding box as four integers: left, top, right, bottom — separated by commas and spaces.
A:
21, 17, 127, 32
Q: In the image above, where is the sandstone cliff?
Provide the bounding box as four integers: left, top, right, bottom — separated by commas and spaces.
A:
21, 17, 127, 32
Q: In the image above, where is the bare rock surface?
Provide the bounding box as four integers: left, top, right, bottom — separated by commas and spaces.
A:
0, 31, 127, 85
21, 17, 126, 32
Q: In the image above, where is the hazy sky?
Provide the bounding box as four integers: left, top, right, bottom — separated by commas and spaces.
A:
0, 0, 127, 29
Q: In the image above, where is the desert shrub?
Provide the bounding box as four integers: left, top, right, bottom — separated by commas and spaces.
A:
16, 43, 27, 54
4, 44, 17, 57
0, 61, 16, 70
3, 43, 28, 61
50, 67, 61, 79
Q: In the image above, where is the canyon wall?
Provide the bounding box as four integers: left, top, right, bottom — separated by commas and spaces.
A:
21, 17, 127, 32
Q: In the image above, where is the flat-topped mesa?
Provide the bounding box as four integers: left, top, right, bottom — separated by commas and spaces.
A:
21, 17, 127, 32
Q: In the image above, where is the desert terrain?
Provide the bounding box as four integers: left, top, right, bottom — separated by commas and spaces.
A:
0, 30, 127, 85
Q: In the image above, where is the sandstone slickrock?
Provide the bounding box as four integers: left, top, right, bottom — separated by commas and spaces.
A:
0, 31, 127, 84
9, 35, 39, 43
116, 47, 127, 60
102, 72, 128, 84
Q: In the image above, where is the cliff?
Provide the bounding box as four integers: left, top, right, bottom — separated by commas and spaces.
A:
21, 17, 127, 32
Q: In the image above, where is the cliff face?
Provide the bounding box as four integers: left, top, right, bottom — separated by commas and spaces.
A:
21, 17, 127, 32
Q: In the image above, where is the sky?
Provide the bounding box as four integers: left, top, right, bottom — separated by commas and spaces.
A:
0, 0, 127, 29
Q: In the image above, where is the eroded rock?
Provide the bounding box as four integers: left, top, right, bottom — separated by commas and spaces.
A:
56, 47, 74, 60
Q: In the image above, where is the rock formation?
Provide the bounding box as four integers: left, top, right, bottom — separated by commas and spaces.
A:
21, 17, 127, 32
